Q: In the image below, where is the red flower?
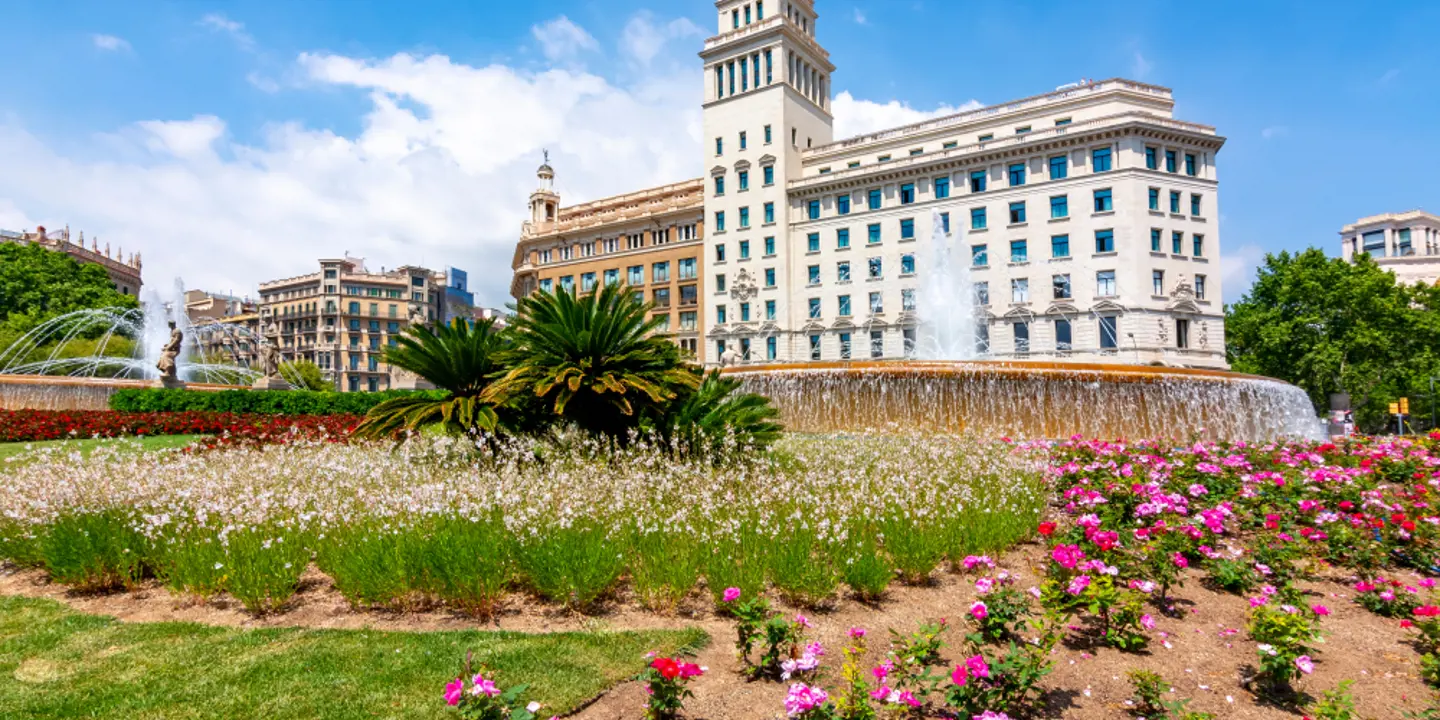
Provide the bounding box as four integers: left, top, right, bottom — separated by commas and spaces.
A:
650, 657, 680, 681
1037, 522, 1056, 537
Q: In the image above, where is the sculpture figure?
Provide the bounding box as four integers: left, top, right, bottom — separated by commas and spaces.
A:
156, 321, 184, 388
718, 343, 741, 368
260, 338, 281, 378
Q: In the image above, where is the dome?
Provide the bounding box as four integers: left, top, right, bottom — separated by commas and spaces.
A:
537, 163, 554, 178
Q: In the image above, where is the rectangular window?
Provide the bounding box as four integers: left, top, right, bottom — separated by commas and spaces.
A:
1145, 146, 1158, 170
739, 239, 750, 259
1361, 230, 1386, 256
1055, 117, 1072, 127
839, 332, 852, 359
901, 253, 915, 274
1092, 147, 1112, 172
716, 244, 726, 262
764, 202, 775, 224
869, 291, 883, 313
838, 295, 852, 317
807, 200, 821, 220
1053, 273, 1071, 299
1195, 274, 1207, 300
652, 261, 670, 283
1013, 322, 1030, 353
902, 288, 917, 311
837, 261, 851, 282
1051, 234, 1070, 258
1015, 125, 1031, 135
974, 281, 990, 305
971, 207, 987, 230
715, 211, 725, 232
680, 311, 697, 331
1011, 278, 1029, 303
764, 236, 775, 255
581, 272, 596, 292
1398, 229, 1414, 255
969, 170, 987, 193
1148, 187, 1160, 211
1050, 194, 1068, 219
715, 176, 725, 195
764, 124, 771, 143
1096, 270, 1117, 297
870, 330, 884, 358
765, 300, 776, 320
764, 268, 775, 287
763, 166, 775, 185
1093, 188, 1113, 212
1008, 163, 1026, 187
867, 223, 881, 244
766, 335, 776, 360
837, 228, 850, 248
1150, 229, 1162, 252
1172, 231, 1183, 254
809, 334, 821, 360
739, 206, 750, 227
807, 265, 820, 284
934, 176, 950, 198
716, 304, 726, 324
940, 212, 950, 233
1099, 316, 1118, 349
559, 276, 575, 292
1095, 229, 1115, 253
868, 257, 883, 279
716, 137, 723, 155
1008, 201, 1026, 224
900, 218, 915, 239
972, 244, 988, 267
680, 285, 697, 306
1049, 155, 1068, 180
1165, 150, 1177, 173
1193, 234, 1204, 257
807, 233, 820, 252
1055, 318, 1072, 350
836, 194, 850, 215
739, 131, 747, 150
653, 288, 671, 308
1169, 191, 1181, 214
978, 133, 993, 142
1010, 239, 1028, 263
900, 183, 916, 204
1185, 153, 1197, 176
1190, 194, 1202, 217
868, 188, 882, 209
1152, 270, 1165, 295
627, 265, 643, 285
738, 170, 749, 190
739, 302, 750, 322
808, 298, 821, 318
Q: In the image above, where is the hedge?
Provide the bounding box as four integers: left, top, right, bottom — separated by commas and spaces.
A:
108, 388, 446, 416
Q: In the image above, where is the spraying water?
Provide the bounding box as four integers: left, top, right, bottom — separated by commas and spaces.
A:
915, 209, 978, 360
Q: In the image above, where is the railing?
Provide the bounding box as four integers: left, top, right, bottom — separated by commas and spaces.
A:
805, 79, 1176, 155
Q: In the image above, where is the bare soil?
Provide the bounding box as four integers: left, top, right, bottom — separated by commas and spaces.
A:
2, 541, 1432, 719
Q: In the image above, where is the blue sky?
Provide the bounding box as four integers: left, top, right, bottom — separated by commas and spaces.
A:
0, 0, 1436, 306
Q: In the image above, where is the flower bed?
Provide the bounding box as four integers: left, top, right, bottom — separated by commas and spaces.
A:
0, 409, 361, 444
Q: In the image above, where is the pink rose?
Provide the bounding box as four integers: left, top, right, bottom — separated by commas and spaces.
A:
723, 587, 741, 602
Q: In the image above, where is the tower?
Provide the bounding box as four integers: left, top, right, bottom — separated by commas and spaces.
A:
700, 0, 834, 365
529, 151, 559, 226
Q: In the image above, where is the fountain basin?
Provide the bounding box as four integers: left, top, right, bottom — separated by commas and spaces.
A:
0, 375, 247, 412
724, 360, 1323, 442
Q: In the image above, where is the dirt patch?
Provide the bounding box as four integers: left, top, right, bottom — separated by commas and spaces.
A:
2, 543, 1433, 718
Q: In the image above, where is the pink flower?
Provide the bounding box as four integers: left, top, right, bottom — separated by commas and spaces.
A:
869, 685, 891, 701
971, 601, 989, 620
1140, 613, 1155, 630
1067, 575, 1091, 595
898, 691, 921, 707
470, 675, 500, 697
1295, 655, 1314, 675
975, 577, 995, 594
973, 713, 1013, 720
872, 660, 893, 681
723, 587, 741, 602
794, 614, 811, 629
848, 627, 867, 639
1313, 604, 1331, 616
1172, 552, 1189, 568
1051, 544, 1085, 569
783, 683, 829, 717
950, 664, 968, 686
444, 678, 464, 706
965, 654, 991, 679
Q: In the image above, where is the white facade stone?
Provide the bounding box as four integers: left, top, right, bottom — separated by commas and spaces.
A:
1339, 210, 1440, 287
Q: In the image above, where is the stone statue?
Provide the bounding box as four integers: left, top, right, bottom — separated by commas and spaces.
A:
156, 321, 184, 389
718, 343, 741, 368
409, 304, 427, 326
251, 338, 292, 390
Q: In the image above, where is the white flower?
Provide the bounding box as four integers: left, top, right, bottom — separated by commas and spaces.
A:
526, 702, 541, 713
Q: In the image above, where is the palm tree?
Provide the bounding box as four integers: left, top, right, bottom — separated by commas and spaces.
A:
648, 369, 782, 460
353, 317, 507, 438
487, 283, 699, 438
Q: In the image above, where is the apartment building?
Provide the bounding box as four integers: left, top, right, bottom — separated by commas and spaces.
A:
257, 257, 442, 392
1, 225, 143, 296
1340, 210, 1440, 287
185, 290, 261, 368
510, 160, 707, 361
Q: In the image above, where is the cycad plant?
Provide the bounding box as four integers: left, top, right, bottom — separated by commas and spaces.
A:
353, 317, 507, 438
488, 284, 698, 439
648, 370, 782, 460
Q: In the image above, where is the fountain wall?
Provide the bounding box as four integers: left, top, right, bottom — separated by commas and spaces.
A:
726, 361, 1323, 442
0, 375, 245, 412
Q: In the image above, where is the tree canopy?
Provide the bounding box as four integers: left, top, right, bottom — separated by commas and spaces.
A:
1225, 248, 1440, 432
0, 243, 139, 331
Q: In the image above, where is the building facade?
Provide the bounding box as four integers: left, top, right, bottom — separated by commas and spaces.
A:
1, 225, 143, 296
511, 162, 707, 361
185, 290, 261, 369
510, 0, 1229, 369
1340, 210, 1440, 287
257, 257, 443, 392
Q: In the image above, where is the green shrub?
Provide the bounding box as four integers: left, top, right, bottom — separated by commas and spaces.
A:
108, 387, 446, 415
703, 529, 769, 605
767, 528, 840, 608
315, 526, 414, 609
837, 535, 892, 602
628, 530, 701, 613
416, 516, 513, 618
516, 523, 625, 609
880, 515, 947, 585
223, 528, 311, 614
40, 511, 149, 591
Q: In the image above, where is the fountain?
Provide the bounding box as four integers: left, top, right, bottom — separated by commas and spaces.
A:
0, 278, 274, 410
724, 211, 1324, 442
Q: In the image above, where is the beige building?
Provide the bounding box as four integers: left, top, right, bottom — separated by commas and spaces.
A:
1, 225, 143, 296
511, 162, 707, 361
1340, 210, 1440, 286
185, 290, 261, 369
257, 257, 443, 392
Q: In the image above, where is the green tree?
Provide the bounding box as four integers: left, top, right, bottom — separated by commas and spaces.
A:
353, 317, 508, 438
280, 360, 331, 392
1226, 249, 1440, 432
488, 284, 699, 439
644, 370, 782, 461
0, 243, 139, 328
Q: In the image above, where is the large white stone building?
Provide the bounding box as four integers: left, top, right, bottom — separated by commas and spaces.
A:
1339, 210, 1440, 287
514, 0, 1231, 369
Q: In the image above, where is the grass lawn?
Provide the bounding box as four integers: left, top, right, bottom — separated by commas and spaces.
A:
0, 434, 205, 464
0, 595, 707, 719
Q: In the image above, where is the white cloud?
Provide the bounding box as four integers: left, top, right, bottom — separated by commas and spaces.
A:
134, 116, 226, 160
831, 91, 982, 140
1130, 51, 1152, 80
246, 72, 281, 93
1260, 125, 1288, 140
853, 8, 868, 25
199, 13, 254, 50
1220, 243, 1266, 303
92, 34, 130, 52
620, 12, 703, 66
532, 16, 598, 63
1379, 67, 1400, 85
